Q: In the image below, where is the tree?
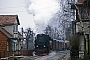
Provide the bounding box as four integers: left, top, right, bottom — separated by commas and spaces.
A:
44, 25, 53, 38
21, 27, 35, 50
47, 0, 74, 40
68, 32, 81, 59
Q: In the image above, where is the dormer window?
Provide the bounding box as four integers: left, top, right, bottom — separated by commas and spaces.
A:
13, 25, 18, 33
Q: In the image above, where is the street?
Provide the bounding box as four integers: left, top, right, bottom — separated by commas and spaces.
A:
19, 50, 70, 60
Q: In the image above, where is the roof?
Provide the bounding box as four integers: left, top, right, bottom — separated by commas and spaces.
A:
0, 15, 20, 26
0, 15, 22, 39
0, 28, 23, 39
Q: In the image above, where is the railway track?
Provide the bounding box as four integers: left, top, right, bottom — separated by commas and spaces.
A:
1, 50, 70, 60
19, 56, 41, 60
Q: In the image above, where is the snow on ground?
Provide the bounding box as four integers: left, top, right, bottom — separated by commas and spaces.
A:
35, 51, 60, 60
35, 50, 70, 60
19, 50, 70, 60
49, 51, 56, 56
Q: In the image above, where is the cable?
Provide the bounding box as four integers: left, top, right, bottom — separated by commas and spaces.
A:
0, 6, 27, 9
0, 0, 59, 9
0, 10, 27, 13
0, 1, 60, 9
31, 1, 58, 6
0, 4, 60, 10
33, 4, 60, 11
0, 5, 60, 13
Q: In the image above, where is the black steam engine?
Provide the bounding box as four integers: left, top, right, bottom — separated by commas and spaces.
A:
34, 34, 52, 56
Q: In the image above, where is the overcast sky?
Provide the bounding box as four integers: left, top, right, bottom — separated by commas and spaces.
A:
0, 0, 60, 33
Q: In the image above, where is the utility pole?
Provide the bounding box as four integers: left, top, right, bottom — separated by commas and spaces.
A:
21, 27, 24, 39
21, 27, 24, 55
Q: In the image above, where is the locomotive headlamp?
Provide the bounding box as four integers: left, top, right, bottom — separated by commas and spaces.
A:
36, 45, 38, 47
43, 45, 46, 47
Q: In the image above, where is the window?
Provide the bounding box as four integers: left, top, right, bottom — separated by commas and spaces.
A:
13, 25, 18, 33
79, 7, 90, 20
7, 39, 17, 51
7, 42, 9, 51
85, 34, 89, 40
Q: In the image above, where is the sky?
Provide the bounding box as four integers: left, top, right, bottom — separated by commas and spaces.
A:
0, 0, 60, 33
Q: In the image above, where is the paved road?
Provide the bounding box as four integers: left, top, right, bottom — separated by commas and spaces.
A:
7, 50, 70, 60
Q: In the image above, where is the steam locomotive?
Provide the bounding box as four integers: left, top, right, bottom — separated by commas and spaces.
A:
34, 34, 52, 56
34, 34, 69, 56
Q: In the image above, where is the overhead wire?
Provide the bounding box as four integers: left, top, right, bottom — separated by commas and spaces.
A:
0, 6, 27, 9
0, 4, 60, 13
0, 0, 59, 9
0, 0, 60, 13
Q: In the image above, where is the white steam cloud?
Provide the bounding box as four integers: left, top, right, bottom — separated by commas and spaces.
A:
28, 0, 60, 33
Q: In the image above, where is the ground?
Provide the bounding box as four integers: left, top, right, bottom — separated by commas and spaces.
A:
5, 50, 70, 60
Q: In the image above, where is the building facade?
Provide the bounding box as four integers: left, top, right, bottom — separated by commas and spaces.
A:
71, 0, 90, 59
0, 15, 22, 58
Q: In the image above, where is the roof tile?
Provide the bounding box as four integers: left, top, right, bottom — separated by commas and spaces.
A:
0, 15, 20, 25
